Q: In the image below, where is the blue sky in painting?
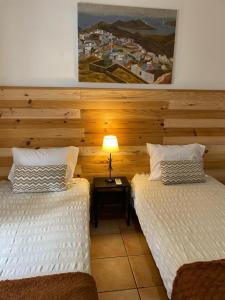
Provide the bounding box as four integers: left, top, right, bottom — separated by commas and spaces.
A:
78, 3, 177, 36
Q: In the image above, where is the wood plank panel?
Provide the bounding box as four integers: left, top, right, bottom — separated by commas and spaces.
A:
81, 109, 163, 120
169, 94, 225, 110
0, 87, 225, 183
0, 108, 80, 119
205, 145, 225, 156
165, 119, 225, 128
0, 119, 163, 130
0, 128, 84, 138
0, 100, 168, 110
0, 156, 12, 166
163, 136, 225, 145
164, 110, 225, 119
0, 148, 12, 156
0, 138, 86, 148
0, 88, 81, 100
0, 119, 83, 129
0, 167, 11, 177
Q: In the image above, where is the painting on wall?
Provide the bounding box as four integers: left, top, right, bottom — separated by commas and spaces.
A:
78, 3, 177, 84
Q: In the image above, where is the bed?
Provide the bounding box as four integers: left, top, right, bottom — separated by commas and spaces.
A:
132, 174, 225, 299
0, 178, 98, 300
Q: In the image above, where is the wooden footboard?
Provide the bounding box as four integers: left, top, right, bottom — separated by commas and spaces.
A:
0, 272, 98, 300
172, 259, 225, 300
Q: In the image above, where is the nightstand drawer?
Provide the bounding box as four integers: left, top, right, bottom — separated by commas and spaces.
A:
95, 187, 125, 193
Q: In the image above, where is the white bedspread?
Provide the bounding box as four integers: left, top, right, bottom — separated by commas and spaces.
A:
132, 174, 225, 298
0, 178, 90, 280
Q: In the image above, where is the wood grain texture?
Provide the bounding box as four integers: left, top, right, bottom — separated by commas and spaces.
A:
0, 108, 80, 119
0, 87, 225, 183
164, 119, 225, 128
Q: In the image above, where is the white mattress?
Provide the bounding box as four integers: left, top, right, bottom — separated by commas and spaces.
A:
0, 178, 90, 280
132, 174, 225, 299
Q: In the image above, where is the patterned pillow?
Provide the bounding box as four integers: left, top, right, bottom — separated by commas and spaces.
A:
160, 160, 206, 185
12, 165, 68, 193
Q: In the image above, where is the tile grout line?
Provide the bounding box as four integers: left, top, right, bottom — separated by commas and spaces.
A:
98, 287, 141, 294
119, 224, 142, 300
92, 254, 127, 260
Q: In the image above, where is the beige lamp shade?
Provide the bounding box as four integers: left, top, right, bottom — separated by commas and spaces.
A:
102, 135, 119, 153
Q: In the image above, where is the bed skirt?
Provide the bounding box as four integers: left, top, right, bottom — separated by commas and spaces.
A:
0, 272, 98, 300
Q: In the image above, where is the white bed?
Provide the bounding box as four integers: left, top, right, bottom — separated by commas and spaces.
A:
0, 178, 90, 281
132, 174, 225, 298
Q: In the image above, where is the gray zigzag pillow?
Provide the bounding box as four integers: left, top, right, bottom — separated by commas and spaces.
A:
161, 160, 206, 185
12, 165, 68, 193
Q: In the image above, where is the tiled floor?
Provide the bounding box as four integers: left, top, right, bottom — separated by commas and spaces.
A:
90, 218, 169, 300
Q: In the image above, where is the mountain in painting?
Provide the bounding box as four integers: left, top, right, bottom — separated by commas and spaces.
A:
112, 19, 155, 30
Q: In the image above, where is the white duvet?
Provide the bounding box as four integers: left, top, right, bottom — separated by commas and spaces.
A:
0, 178, 90, 280
132, 174, 225, 299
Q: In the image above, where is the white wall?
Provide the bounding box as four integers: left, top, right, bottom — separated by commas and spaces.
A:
0, 0, 224, 89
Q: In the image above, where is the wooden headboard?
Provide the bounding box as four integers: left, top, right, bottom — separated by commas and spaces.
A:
1, 87, 225, 183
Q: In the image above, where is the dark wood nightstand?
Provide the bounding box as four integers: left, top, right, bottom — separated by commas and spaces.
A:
92, 177, 131, 227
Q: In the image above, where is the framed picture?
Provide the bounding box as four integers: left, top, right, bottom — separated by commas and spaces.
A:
78, 3, 177, 84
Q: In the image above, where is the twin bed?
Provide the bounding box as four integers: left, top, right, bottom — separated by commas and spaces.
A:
0, 178, 98, 299
132, 174, 225, 299
0, 178, 90, 280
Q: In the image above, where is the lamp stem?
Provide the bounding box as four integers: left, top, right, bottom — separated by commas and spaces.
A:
109, 152, 112, 180
105, 152, 114, 183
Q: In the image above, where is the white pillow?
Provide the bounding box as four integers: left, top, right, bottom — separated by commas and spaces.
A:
147, 143, 205, 181
8, 146, 79, 184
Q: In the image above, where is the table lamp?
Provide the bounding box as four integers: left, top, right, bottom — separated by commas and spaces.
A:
102, 135, 119, 183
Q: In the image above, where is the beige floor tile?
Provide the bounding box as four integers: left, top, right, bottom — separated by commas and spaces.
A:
91, 234, 126, 258
122, 231, 150, 255
91, 257, 136, 292
98, 289, 140, 300
139, 286, 169, 300
129, 255, 162, 288
90, 219, 120, 235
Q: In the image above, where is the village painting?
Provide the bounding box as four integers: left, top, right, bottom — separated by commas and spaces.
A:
78, 3, 177, 84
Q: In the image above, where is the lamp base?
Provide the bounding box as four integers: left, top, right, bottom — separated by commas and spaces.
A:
105, 177, 115, 183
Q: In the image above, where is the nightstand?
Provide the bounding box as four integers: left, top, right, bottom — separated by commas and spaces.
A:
92, 177, 131, 227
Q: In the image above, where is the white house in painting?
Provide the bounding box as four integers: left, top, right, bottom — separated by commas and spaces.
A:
131, 64, 154, 83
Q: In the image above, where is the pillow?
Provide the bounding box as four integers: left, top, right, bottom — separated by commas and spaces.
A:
147, 143, 205, 180
161, 160, 206, 185
12, 165, 68, 193
8, 146, 79, 184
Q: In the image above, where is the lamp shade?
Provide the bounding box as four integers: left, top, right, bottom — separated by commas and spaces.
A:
102, 135, 119, 153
